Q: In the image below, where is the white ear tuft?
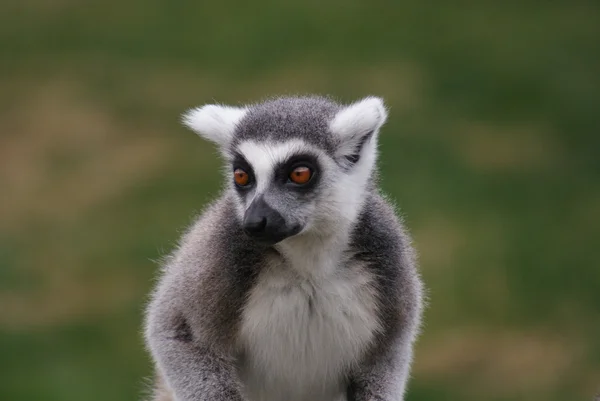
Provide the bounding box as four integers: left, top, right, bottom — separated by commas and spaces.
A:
330, 96, 388, 139
182, 104, 248, 146
329, 97, 388, 165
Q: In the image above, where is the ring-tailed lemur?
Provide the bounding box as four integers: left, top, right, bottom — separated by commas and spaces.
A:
144, 96, 424, 401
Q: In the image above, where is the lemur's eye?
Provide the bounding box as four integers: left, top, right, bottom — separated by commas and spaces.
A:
234, 168, 250, 186
289, 166, 312, 185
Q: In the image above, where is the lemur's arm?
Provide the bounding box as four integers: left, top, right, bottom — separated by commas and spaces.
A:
347, 242, 423, 401
347, 335, 415, 401
145, 278, 245, 401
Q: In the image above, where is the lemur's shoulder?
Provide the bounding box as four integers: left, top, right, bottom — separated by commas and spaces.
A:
350, 192, 423, 342
152, 193, 263, 349
351, 192, 414, 263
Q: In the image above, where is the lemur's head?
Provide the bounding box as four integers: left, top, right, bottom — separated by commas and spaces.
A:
183, 96, 387, 246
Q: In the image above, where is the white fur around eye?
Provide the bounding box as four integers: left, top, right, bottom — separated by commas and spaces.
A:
182, 104, 248, 146
236, 140, 314, 193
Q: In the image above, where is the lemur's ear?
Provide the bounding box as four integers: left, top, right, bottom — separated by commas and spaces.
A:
182, 104, 248, 147
329, 96, 388, 165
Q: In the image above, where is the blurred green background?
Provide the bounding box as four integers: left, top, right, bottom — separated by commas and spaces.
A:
1, 1, 599, 400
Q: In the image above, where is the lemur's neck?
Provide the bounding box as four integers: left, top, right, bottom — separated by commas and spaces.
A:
274, 192, 371, 278
275, 234, 348, 278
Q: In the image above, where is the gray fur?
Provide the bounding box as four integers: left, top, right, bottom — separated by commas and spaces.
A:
144, 96, 424, 401
232, 96, 340, 155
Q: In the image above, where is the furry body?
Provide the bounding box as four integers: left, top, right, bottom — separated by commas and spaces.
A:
144, 96, 424, 401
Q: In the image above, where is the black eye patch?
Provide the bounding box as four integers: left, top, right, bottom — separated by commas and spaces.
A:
273, 153, 321, 192
231, 152, 255, 190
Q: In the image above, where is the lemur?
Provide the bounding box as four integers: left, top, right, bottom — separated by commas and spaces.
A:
144, 96, 424, 401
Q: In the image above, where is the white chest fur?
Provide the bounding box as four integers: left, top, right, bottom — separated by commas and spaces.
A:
238, 257, 380, 401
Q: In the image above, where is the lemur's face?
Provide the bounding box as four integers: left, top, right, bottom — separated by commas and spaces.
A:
183, 96, 388, 246
227, 140, 324, 245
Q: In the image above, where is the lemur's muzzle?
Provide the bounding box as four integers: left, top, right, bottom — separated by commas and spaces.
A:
243, 196, 300, 245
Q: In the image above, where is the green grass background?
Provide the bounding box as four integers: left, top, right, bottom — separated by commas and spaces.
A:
1, 1, 599, 400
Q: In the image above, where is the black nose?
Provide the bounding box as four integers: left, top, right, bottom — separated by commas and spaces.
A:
243, 215, 267, 234
242, 196, 299, 245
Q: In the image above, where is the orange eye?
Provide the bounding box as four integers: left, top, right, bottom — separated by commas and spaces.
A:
234, 168, 250, 186
289, 166, 312, 185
